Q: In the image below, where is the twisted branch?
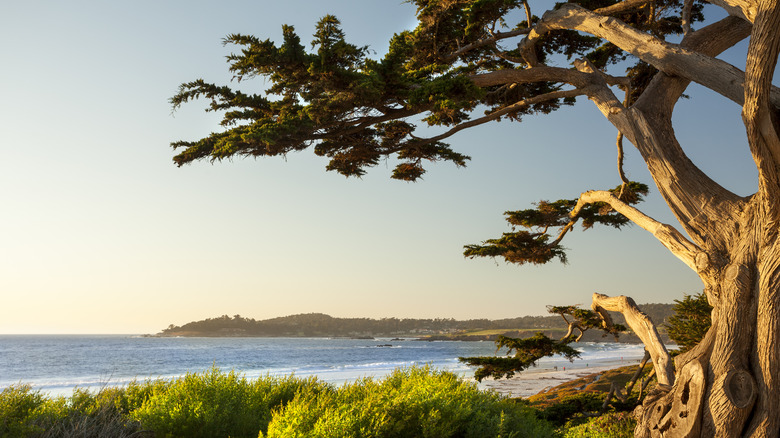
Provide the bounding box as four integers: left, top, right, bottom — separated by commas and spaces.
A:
519, 4, 779, 109
409, 88, 586, 146
592, 293, 675, 387
576, 190, 705, 272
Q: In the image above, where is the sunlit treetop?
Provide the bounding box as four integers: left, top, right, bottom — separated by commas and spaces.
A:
170, 0, 702, 181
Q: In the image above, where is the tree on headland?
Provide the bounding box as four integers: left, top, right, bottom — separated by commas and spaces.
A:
170, 0, 780, 435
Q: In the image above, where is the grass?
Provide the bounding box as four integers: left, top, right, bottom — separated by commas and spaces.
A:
522, 365, 647, 436
527, 364, 649, 406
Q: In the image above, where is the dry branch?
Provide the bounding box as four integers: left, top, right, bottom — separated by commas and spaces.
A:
591, 293, 675, 387
575, 191, 704, 272
519, 4, 780, 109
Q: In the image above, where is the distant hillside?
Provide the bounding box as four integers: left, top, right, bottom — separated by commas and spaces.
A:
156, 303, 676, 342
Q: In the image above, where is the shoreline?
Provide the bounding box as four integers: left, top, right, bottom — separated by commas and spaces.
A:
475, 356, 643, 398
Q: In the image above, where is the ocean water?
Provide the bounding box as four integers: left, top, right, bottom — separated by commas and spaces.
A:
0, 335, 647, 397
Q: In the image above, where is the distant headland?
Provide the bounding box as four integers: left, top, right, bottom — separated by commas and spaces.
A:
154, 304, 675, 343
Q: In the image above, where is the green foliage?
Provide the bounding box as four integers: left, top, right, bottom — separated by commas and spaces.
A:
0, 384, 51, 438
547, 305, 626, 339
533, 392, 605, 428
562, 411, 636, 438
0, 369, 321, 438
0, 384, 144, 438
171, 14, 478, 181
131, 366, 320, 438
5, 366, 658, 438
265, 365, 556, 438
460, 305, 626, 381
461, 333, 581, 381
464, 182, 649, 266
38, 388, 144, 438
665, 291, 712, 352
463, 231, 568, 265
171, 0, 705, 179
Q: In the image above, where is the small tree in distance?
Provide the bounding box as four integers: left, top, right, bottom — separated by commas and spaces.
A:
666, 292, 713, 353
170, 0, 780, 435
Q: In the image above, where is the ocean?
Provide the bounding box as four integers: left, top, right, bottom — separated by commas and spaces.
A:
0, 335, 647, 397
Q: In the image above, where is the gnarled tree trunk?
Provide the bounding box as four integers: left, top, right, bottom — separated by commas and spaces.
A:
545, 3, 780, 434
595, 210, 780, 437
504, 6, 780, 431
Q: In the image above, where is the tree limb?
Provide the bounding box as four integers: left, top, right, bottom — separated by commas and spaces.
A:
612, 16, 752, 250
522, 0, 532, 28
592, 293, 675, 387
743, 0, 780, 198
519, 4, 780, 110
470, 64, 629, 93
708, 0, 756, 22
442, 28, 532, 62
575, 190, 705, 272
410, 88, 586, 146
471, 66, 590, 89
594, 0, 653, 16
536, 17, 752, 253
563, 321, 588, 342
682, 0, 694, 34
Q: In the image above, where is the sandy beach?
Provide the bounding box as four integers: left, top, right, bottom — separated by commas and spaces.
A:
475, 356, 644, 398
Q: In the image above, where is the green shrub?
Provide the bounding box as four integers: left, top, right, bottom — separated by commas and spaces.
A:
3, 366, 559, 438
0, 384, 52, 437
562, 412, 636, 438
120, 378, 172, 414
39, 388, 144, 438
533, 392, 605, 427
131, 366, 325, 438
0, 384, 143, 438
265, 365, 555, 438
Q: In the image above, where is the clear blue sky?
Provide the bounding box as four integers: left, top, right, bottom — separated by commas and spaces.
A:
0, 1, 758, 334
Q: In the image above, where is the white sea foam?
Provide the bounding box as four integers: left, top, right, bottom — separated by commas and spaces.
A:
0, 335, 649, 397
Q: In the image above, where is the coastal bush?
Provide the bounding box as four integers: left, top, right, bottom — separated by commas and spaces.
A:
562, 412, 635, 438
131, 366, 326, 438
3, 366, 565, 437
121, 378, 173, 414
264, 365, 556, 438
0, 384, 52, 437
0, 384, 144, 438
38, 388, 145, 438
